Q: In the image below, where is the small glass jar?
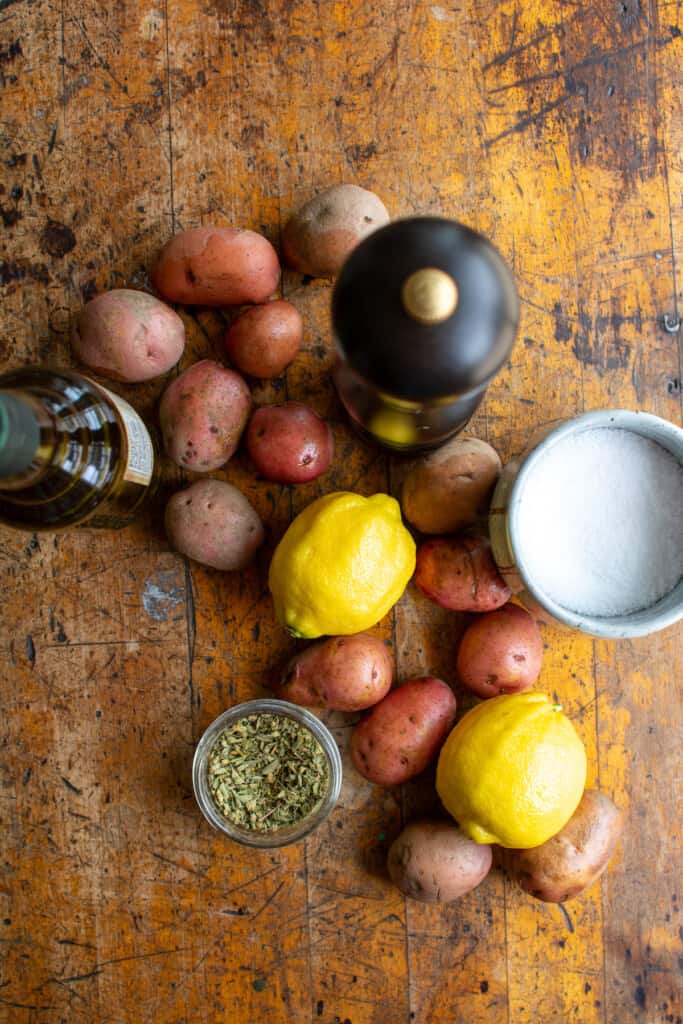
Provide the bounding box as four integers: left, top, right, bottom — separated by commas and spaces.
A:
192, 698, 343, 848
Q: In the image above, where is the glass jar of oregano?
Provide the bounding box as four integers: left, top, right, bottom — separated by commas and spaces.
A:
192, 699, 343, 847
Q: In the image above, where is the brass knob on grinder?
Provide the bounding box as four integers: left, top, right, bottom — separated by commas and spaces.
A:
401, 268, 459, 325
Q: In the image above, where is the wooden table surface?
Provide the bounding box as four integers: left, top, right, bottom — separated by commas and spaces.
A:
1, 1, 682, 1022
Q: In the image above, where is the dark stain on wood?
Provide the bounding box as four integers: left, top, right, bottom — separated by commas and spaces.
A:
0, 39, 22, 64
0, 205, 21, 227
40, 220, 76, 258
60, 776, 83, 795
0, 259, 49, 287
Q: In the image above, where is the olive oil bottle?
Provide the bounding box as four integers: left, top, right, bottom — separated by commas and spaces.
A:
0, 366, 157, 530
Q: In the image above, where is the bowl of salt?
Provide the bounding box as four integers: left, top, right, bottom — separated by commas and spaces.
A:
489, 410, 683, 638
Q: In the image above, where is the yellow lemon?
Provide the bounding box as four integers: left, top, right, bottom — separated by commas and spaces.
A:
268, 491, 416, 639
436, 692, 586, 848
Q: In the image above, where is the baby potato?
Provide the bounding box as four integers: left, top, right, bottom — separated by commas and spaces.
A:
388, 819, 493, 903
159, 359, 250, 471
402, 436, 502, 535
152, 226, 280, 306
350, 677, 457, 785
282, 184, 390, 278
71, 289, 185, 383
456, 603, 543, 698
501, 790, 624, 902
224, 300, 302, 378
415, 535, 511, 612
246, 402, 334, 484
272, 633, 393, 711
165, 478, 264, 571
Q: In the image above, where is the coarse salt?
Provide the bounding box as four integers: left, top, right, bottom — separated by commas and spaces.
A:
514, 427, 683, 617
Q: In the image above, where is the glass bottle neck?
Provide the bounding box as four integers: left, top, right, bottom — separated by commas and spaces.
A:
0, 390, 55, 485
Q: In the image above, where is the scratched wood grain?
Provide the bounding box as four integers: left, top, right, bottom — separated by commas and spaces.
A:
1, 0, 682, 1022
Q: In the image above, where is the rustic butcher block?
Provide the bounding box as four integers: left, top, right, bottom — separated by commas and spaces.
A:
1, 1, 681, 1021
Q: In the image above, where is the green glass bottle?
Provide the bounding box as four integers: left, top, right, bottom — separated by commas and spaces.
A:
0, 366, 157, 530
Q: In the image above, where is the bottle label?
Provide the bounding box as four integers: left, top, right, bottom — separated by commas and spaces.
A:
94, 383, 154, 485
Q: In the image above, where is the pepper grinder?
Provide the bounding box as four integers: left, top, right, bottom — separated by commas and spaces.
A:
331, 216, 519, 452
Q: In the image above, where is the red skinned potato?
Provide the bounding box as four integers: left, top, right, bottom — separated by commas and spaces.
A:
165, 478, 264, 571
282, 184, 390, 278
350, 677, 457, 785
272, 633, 393, 711
152, 226, 280, 306
160, 359, 250, 471
401, 436, 502, 535
388, 819, 492, 903
224, 300, 302, 378
501, 790, 624, 902
415, 535, 511, 612
246, 402, 334, 484
456, 603, 543, 698
71, 289, 185, 383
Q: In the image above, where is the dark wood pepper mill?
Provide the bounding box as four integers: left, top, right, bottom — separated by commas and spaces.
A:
331, 216, 519, 452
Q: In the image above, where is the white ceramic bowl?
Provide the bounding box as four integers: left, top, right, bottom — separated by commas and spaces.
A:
489, 409, 683, 638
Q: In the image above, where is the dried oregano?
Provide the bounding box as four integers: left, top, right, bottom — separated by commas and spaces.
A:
207, 713, 330, 832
